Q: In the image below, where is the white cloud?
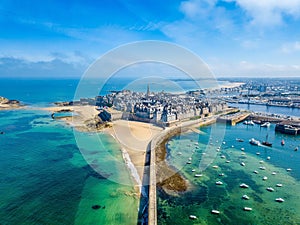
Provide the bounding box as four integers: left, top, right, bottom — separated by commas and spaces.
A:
226, 0, 300, 26
0, 57, 86, 77
208, 58, 300, 77
281, 41, 300, 53
180, 0, 217, 19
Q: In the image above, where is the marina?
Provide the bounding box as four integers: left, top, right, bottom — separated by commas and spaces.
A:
158, 122, 300, 225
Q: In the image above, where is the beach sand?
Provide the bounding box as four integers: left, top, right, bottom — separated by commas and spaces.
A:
41, 105, 163, 193
107, 120, 163, 192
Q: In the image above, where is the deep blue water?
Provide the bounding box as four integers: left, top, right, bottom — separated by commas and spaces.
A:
0, 77, 227, 106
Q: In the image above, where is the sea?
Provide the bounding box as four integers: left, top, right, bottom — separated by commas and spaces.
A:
0, 77, 299, 225
158, 123, 300, 225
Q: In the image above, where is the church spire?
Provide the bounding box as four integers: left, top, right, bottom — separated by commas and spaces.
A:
147, 83, 150, 97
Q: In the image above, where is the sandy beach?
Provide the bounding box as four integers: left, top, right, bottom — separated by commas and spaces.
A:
107, 120, 163, 192
41, 105, 163, 193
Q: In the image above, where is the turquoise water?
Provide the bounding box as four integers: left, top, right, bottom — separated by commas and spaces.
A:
0, 77, 225, 224
158, 123, 300, 225
0, 109, 138, 225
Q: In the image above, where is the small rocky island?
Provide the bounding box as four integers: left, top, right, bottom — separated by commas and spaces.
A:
0, 96, 22, 110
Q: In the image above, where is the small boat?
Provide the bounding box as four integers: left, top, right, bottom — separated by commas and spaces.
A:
266, 187, 275, 192
236, 138, 244, 142
189, 215, 197, 220
212, 165, 219, 169
191, 169, 196, 172
260, 122, 271, 127
263, 176, 268, 181
276, 184, 283, 187
231, 145, 234, 148
249, 138, 260, 146
242, 195, 250, 200
240, 162, 245, 166
259, 166, 266, 170
216, 181, 223, 185
256, 152, 260, 155
286, 168, 292, 172
240, 183, 249, 188
281, 139, 285, 146
222, 141, 226, 144
221, 155, 226, 159
194, 174, 202, 177
295, 147, 298, 151
186, 161, 192, 164
275, 198, 284, 203
253, 170, 259, 174
272, 172, 276, 175
262, 141, 272, 147
241, 147, 245, 151
219, 173, 225, 176
262, 134, 272, 147
226, 160, 230, 163
267, 156, 271, 160
177, 152, 182, 155
244, 120, 254, 125
243, 207, 252, 211
211, 210, 220, 214
253, 120, 261, 124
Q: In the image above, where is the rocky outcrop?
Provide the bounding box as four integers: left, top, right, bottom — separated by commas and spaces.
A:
0, 96, 22, 110
54, 101, 73, 106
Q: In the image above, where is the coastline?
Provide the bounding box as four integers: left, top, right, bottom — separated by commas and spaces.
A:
39, 105, 163, 196
155, 117, 217, 195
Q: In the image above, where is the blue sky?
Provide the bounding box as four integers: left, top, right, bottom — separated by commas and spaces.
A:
1, 0, 300, 77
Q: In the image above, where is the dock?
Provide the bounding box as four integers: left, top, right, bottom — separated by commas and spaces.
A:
217, 111, 250, 125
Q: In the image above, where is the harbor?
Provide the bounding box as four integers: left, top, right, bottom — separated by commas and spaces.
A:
156, 121, 300, 225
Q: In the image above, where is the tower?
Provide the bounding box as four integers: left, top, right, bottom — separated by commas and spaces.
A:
147, 83, 150, 97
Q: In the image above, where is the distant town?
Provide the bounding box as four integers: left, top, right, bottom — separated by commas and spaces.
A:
53, 78, 300, 135
60, 84, 228, 126
213, 78, 300, 108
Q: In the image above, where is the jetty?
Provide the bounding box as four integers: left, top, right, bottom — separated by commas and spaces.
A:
147, 116, 217, 225
217, 111, 250, 125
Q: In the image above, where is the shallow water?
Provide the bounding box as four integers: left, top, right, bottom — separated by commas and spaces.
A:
0, 110, 138, 225
158, 123, 300, 225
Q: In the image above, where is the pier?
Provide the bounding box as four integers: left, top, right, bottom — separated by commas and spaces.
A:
147, 117, 217, 225
217, 111, 250, 125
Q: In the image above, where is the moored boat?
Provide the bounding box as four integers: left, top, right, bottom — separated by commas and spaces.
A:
275, 198, 284, 203
266, 187, 275, 192
262, 141, 272, 147
260, 122, 271, 127
216, 181, 223, 185
249, 138, 260, 146
211, 210, 220, 214
240, 183, 249, 188
236, 138, 244, 142
189, 215, 197, 220
244, 120, 254, 125
194, 174, 202, 177
243, 207, 252, 211
242, 195, 250, 200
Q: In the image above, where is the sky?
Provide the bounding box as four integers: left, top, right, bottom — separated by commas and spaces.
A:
1, 0, 300, 78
